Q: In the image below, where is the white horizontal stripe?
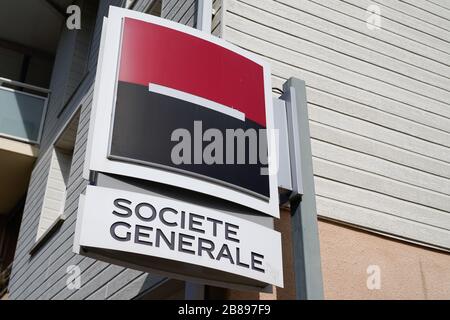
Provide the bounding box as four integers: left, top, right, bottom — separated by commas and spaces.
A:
149, 83, 245, 121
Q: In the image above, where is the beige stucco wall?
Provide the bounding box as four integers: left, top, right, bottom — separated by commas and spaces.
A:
211, 214, 450, 300
319, 219, 450, 300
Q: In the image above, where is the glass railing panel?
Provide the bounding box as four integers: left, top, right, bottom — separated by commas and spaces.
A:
0, 86, 47, 143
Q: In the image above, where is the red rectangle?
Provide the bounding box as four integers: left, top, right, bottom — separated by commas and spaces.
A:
118, 18, 267, 127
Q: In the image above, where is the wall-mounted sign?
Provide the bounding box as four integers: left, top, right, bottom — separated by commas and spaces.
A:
75, 7, 283, 291
75, 186, 283, 289
83, 6, 279, 217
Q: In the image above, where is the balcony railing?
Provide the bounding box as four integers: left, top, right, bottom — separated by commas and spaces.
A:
0, 77, 49, 144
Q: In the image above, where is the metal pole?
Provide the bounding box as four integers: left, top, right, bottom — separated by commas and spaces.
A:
185, 282, 205, 300
196, 0, 212, 33
282, 78, 324, 300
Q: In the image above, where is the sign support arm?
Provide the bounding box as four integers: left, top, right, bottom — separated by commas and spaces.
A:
282, 78, 324, 300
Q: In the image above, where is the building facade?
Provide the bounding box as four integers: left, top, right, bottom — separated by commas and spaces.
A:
0, 0, 449, 300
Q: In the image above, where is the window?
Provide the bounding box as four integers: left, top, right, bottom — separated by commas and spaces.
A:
146, 0, 162, 16
35, 111, 80, 243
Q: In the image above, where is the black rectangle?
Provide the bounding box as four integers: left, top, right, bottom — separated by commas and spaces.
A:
109, 81, 270, 199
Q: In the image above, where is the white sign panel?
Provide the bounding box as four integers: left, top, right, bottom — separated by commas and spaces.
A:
83, 7, 279, 218
75, 186, 283, 288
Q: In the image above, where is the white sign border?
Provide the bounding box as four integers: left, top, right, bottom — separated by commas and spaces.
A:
75, 185, 284, 289
83, 6, 279, 218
